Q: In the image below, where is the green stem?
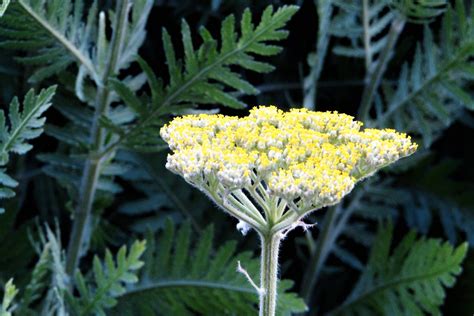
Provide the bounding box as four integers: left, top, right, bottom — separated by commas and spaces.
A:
65, 0, 130, 276
362, 0, 372, 72
303, 0, 333, 110
300, 205, 339, 304
259, 232, 282, 316
65, 159, 101, 276
299, 190, 364, 312
358, 17, 405, 122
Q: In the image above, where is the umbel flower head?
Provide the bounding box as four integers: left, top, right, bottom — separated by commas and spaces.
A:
160, 106, 417, 234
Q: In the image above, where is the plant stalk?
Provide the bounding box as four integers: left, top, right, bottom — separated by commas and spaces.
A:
65, 0, 130, 276
259, 232, 282, 316
358, 17, 406, 122
300, 205, 339, 304
362, 0, 372, 72
299, 189, 364, 314
303, 0, 333, 110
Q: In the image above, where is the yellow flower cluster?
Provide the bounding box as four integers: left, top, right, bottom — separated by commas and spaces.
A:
160, 106, 417, 215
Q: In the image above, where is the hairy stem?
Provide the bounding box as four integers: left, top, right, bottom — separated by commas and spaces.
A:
259, 232, 282, 316
358, 17, 406, 122
65, 0, 130, 276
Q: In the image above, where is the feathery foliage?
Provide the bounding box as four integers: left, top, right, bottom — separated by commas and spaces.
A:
115, 152, 207, 233
356, 158, 474, 244
0, 279, 17, 316
309, 157, 474, 278
0, 86, 56, 213
391, 0, 447, 22
67, 240, 146, 316
303, 1, 474, 290
0, 0, 471, 314
104, 5, 299, 152
12, 226, 70, 316
331, 0, 446, 70
111, 219, 307, 316
332, 0, 396, 71
0, 0, 152, 84
329, 224, 467, 315
370, 0, 474, 146
0, 0, 98, 82
26, 0, 153, 198
0, 0, 9, 16
17, 239, 52, 315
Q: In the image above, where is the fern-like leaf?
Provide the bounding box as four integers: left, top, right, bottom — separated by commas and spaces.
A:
0, 86, 56, 212
115, 152, 205, 233
0, 0, 152, 85
111, 219, 307, 316
15, 226, 70, 315
332, 0, 396, 72
67, 240, 146, 316
332, 0, 445, 71
31, 0, 153, 197
0, 0, 98, 82
17, 240, 51, 315
0, 86, 56, 161
103, 5, 298, 153
365, 1, 474, 146
329, 224, 467, 316
392, 0, 447, 23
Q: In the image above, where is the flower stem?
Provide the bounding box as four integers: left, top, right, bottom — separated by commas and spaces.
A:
259, 232, 282, 316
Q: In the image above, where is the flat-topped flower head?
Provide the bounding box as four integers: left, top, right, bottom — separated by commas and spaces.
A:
160, 106, 417, 231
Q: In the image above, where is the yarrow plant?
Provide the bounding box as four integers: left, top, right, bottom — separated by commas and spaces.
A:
160, 106, 417, 316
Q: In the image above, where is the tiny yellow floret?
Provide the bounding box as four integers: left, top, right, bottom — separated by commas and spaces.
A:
160, 106, 417, 216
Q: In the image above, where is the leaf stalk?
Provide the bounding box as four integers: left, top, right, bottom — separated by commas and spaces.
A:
358, 17, 406, 122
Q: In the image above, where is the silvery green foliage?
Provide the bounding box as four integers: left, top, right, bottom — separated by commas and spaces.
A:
331, 0, 396, 71
0, 0, 152, 84
0, 0, 99, 83
333, 169, 474, 271
111, 219, 307, 316
0, 0, 9, 16
0, 279, 17, 316
391, 0, 447, 22
328, 225, 467, 316
0, 2, 304, 314
344, 0, 474, 246
8, 225, 145, 316
8, 226, 69, 316
105, 5, 299, 152
66, 240, 146, 316
0, 86, 56, 213
331, 0, 446, 72
301, 0, 472, 310
1, 0, 470, 314
0, 0, 154, 198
